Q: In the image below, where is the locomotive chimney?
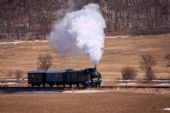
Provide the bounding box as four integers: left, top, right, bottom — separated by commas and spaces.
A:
94, 64, 97, 72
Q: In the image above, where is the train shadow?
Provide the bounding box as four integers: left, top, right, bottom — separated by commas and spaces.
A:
0, 87, 86, 94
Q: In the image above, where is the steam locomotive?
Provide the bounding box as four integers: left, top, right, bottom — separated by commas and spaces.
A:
27, 67, 102, 88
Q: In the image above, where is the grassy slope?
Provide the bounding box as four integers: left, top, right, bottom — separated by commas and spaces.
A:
0, 34, 170, 78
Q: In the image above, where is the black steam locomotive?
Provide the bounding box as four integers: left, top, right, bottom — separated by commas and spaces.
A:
27, 67, 102, 88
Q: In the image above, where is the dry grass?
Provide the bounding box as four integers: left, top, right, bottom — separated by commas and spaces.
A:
0, 91, 170, 113
0, 34, 170, 78
1, 35, 170, 113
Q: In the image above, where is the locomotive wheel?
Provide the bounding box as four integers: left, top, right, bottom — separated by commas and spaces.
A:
82, 83, 87, 89
98, 83, 101, 87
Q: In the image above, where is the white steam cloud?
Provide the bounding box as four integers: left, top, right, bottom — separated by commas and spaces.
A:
49, 3, 106, 65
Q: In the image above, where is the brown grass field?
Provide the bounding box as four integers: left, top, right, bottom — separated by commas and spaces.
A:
0, 34, 170, 79
0, 34, 170, 113
0, 91, 170, 113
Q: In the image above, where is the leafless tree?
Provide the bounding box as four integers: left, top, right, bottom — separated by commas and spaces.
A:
165, 54, 170, 67
140, 54, 157, 86
37, 53, 52, 70
15, 70, 22, 81
121, 67, 137, 87
6, 70, 13, 79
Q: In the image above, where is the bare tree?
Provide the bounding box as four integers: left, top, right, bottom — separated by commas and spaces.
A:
165, 54, 170, 67
140, 54, 157, 86
121, 67, 137, 87
37, 53, 52, 70
6, 70, 13, 79
15, 70, 22, 81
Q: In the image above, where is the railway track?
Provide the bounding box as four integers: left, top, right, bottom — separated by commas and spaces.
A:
0, 85, 170, 93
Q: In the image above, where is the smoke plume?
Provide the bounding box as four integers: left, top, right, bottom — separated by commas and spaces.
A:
49, 3, 106, 65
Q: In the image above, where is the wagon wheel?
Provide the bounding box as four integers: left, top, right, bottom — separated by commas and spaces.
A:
43, 83, 45, 88
49, 83, 54, 87
76, 83, 80, 89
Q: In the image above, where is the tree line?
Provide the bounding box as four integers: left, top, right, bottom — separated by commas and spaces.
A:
0, 0, 170, 41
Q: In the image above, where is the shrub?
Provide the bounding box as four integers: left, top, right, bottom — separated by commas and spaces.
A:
121, 67, 137, 80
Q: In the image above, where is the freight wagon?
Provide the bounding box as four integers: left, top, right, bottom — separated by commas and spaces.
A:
27, 68, 102, 88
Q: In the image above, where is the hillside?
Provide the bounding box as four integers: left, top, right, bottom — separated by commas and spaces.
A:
0, 34, 170, 78
0, 0, 170, 41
